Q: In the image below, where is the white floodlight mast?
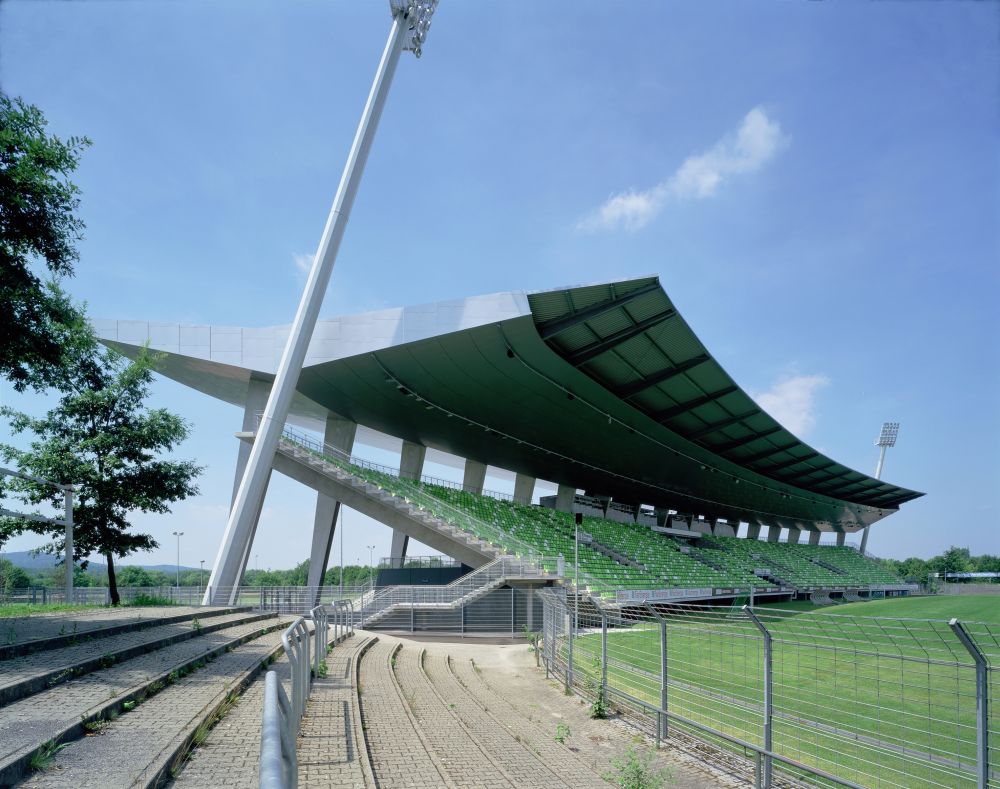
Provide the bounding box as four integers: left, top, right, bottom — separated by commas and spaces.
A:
858, 421, 899, 555
204, 2, 439, 605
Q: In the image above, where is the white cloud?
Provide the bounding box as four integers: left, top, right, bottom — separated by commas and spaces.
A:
578, 106, 787, 232
752, 374, 829, 437
292, 252, 313, 278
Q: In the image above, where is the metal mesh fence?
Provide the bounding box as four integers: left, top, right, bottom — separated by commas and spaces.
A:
539, 589, 997, 789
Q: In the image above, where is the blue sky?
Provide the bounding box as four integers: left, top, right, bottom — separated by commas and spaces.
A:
1, 1, 997, 571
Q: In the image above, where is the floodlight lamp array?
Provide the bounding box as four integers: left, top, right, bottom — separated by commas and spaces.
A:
390, 0, 438, 58
876, 421, 899, 448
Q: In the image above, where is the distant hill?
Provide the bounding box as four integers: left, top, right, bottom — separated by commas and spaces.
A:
1, 550, 200, 575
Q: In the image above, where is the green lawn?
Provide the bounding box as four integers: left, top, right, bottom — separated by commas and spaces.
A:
564, 595, 998, 789
0, 602, 102, 618
784, 594, 1000, 623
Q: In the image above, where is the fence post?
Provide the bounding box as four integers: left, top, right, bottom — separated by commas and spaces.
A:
600, 610, 608, 695
511, 587, 515, 637
744, 606, 772, 789
950, 618, 990, 789
565, 592, 574, 693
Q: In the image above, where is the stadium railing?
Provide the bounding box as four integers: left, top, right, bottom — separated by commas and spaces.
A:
539, 588, 997, 789
260, 601, 352, 789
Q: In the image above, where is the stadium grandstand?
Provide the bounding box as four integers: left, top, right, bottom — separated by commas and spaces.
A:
96, 275, 922, 614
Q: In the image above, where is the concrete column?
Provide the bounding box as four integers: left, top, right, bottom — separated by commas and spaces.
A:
787, 527, 801, 545
836, 532, 846, 547
390, 530, 409, 566
210, 377, 272, 600
808, 530, 821, 546
731, 521, 742, 538
526, 587, 534, 631
654, 507, 670, 528
463, 458, 487, 494
231, 376, 273, 505
392, 440, 426, 565
306, 414, 358, 595
746, 523, 761, 540
766, 525, 781, 543
555, 484, 576, 513
513, 473, 536, 505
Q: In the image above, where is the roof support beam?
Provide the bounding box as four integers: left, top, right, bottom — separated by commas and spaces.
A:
710, 426, 783, 453
613, 354, 710, 399
651, 386, 739, 422
739, 443, 800, 464
564, 309, 676, 367
683, 409, 760, 440
763, 452, 820, 473
536, 281, 661, 340
782, 464, 850, 486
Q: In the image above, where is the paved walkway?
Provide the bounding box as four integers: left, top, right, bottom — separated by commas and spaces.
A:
17, 621, 292, 788
297, 635, 371, 789
1, 606, 226, 648
0, 617, 282, 780
344, 632, 737, 789
357, 639, 453, 789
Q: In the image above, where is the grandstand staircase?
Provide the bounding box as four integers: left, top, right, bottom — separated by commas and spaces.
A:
809, 556, 847, 575
587, 537, 648, 571
355, 556, 546, 628
260, 434, 501, 567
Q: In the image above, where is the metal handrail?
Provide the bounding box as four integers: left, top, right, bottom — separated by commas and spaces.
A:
260, 670, 297, 789
278, 425, 545, 561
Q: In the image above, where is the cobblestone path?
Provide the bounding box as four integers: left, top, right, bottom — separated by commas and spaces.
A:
393, 646, 517, 789
16, 623, 292, 788
357, 640, 453, 789
426, 653, 610, 788
297, 635, 370, 789
0, 610, 264, 700
0, 616, 282, 779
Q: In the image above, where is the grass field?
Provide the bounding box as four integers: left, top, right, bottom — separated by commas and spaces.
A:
564, 595, 998, 789
758, 594, 1000, 623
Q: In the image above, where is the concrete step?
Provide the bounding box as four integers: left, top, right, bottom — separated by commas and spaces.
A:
0, 609, 275, 706
0, 606, 247, 660
13, 620, 307, 789
0, 615, 290, 786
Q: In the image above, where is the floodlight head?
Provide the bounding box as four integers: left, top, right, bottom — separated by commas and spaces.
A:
875, 421, 899, 448
390, 0, 439, 58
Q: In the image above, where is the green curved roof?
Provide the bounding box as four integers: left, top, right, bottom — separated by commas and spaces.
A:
527, 276, 922, 510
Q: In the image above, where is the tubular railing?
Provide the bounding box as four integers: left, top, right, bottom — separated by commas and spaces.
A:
261, 602, 356, 789
539, 588, 998, 789
260, 670, 297, 789
277, 424, 609, 592
356, 555, 549, 623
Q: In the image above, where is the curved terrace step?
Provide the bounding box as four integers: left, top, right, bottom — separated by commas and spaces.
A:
0, 609, 275, 706
14, 620, 300, 789
0, 606, 245, 660
0, 614, 289, 786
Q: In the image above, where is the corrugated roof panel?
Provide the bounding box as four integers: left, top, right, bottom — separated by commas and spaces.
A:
586, 308, 634, 339
528, 277, 923, 510
624, 292, 672, 323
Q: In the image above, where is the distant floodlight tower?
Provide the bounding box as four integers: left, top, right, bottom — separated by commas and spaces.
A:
204, 1, 440, 605
858, 421, 900, 555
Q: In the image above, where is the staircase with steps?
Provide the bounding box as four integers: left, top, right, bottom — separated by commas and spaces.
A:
355, 556, 550, 628
0, 606, 297, 786
260, 432, 545, 568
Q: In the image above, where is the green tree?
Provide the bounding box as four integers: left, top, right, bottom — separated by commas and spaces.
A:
0, 340, 202, 604
116, 565, 155, 587
0, 94, 92, 391
0, 559, 31, 595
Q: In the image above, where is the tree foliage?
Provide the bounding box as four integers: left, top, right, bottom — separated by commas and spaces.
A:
0, 93, 92, 391
0, 338, 202, 604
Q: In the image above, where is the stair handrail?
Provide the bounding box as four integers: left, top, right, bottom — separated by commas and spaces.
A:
278, 424, 543, 561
